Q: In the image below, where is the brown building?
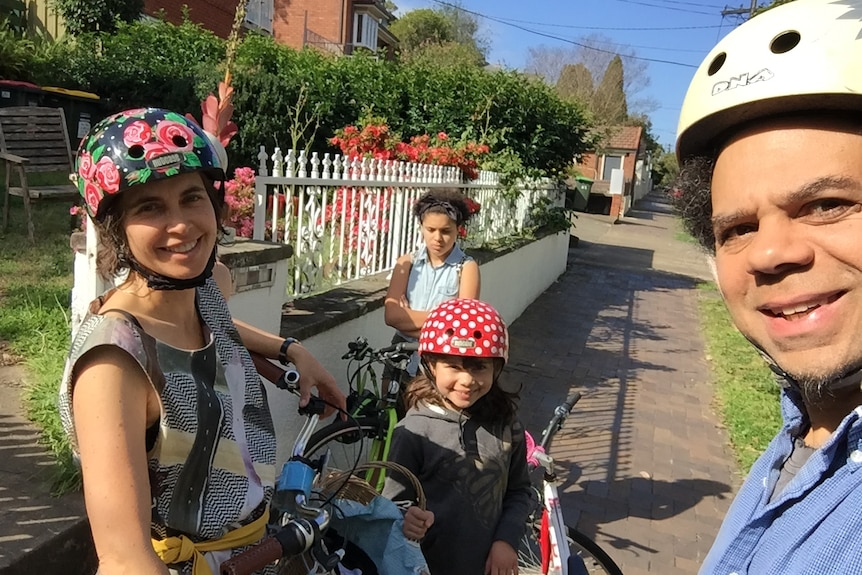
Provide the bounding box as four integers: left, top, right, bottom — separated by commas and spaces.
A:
143, 0, 244, 38
576, 125, 652, 219
274, 0, 398, 58
143, 0, 398, 57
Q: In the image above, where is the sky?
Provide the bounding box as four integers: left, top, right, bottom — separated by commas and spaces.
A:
393, 0, 755, 150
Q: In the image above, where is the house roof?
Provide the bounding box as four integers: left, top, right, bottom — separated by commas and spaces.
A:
603, 125, 643, 151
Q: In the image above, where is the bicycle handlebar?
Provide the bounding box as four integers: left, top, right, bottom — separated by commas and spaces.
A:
341, 337, 418, 365
538, 391, 582, 452
250, 351, 300, 391
220, 517, 319, 575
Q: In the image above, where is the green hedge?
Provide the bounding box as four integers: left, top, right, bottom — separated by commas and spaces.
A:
9, 19, 590, 176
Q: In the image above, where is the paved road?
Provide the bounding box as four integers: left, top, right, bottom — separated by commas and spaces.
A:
0, 190, 739, 574
508, 192, 738, 574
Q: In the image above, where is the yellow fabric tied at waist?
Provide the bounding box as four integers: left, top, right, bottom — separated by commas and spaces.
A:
151, 510, 269, 575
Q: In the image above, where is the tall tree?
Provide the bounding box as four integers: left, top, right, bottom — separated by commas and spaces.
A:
555, 63, 594, 106
52, 0, 144, 35
391, 1, 487, 66
389, 8, 455, 52
436, 0, 489, 59
592, 55, 627, 124
525, 35, 658, 117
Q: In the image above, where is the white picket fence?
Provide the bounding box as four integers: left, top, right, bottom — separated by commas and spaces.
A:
69, 149, 563, 336
252, 147, 561, 297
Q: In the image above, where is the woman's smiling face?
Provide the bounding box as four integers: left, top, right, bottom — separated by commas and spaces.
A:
120, 172, 217, 280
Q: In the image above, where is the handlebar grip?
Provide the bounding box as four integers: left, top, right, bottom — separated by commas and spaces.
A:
220, 520, 315, 575
219, 536, 285, 575
250, 351, 300, 391
378, 341, 420, 354
563, 392, 582, 413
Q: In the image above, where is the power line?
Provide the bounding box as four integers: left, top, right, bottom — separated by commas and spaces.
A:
647, 0, 727, 7
430, 0, 701, 68
487, 17, 725, 32
610, 0, 717, 15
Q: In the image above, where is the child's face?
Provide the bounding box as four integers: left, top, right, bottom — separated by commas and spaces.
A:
420, 212, 458, 260
429, 355, 495, 410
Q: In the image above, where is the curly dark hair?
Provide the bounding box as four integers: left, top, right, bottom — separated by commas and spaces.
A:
403, 354, 518, 425
92, 175, 226, 280
413, 188, 474, 227
669, 156, 716, 253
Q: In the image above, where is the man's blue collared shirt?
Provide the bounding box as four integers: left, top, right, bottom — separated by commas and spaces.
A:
700, 389, 862, 574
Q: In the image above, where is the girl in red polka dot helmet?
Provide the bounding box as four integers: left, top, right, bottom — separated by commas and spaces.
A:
383, 298, 531, 574
413, 298, 512, 419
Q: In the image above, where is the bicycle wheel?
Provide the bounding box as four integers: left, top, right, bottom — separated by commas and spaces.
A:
518, 519, 623, 575
304, 417, 382, 474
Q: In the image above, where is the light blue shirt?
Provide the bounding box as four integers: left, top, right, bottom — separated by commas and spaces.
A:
397, 243, 471, 374
699, 388, 862, 575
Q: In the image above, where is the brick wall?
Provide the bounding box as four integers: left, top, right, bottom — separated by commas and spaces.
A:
145, 0, 237, 38
273, 0, 347, 50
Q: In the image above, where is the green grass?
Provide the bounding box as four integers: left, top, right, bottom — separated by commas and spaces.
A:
696, 282, 782, 472
0, 192, 81, 493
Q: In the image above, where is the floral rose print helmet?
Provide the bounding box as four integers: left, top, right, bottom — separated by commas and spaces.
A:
75, 107, 225, 220
419, 298, 509, 364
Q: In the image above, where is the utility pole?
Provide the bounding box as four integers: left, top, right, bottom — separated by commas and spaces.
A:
721, 0, 759, 20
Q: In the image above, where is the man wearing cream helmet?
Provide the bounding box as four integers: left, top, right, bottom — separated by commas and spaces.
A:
674, 0, 862, 572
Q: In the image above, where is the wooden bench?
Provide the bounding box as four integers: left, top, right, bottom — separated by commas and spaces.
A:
0, 106, 78, 242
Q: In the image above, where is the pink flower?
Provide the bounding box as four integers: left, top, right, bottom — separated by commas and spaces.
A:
437, 132, 448, 141
144, 142, 172, 162
155, 121, 195, 151
94, 158, 121, 193
78, 151, 96, 179
84, 182, 101, 214
123, 121, 153, 147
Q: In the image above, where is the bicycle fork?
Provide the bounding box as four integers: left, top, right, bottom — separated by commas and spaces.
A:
543, 479, 570, 574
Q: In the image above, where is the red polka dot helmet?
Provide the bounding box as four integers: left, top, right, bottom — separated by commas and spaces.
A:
419, 299, 508, 364
74, 107, 225, 220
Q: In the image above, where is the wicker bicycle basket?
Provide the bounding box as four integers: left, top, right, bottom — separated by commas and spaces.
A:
277, 460, 425, 575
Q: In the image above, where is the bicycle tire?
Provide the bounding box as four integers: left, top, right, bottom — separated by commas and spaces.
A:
304, 417, 383, 474
518, 520, 623, 575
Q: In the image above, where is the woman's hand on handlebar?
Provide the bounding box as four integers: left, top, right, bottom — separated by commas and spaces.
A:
290, 344, 346, 418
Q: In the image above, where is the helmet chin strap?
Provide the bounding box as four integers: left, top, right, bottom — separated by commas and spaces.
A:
751, 339, 862, 394
127, 247, 216, 291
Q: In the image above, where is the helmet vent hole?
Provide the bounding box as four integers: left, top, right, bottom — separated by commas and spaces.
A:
444, 328, 454, 337
128, 144, 145, 159
770, 31, 800, 54
473, 330, 482, 339
707, 52, 726, 76
172, 135, 188, 147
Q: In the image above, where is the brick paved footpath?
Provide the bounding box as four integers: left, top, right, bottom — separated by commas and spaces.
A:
0, 190, 740, 575
506, 192, 739, 574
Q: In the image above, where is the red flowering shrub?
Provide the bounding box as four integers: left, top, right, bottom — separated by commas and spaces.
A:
330, 118, 489, 181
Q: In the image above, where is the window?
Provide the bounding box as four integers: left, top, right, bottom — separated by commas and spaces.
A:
245, 0, 273, 33
601, 154, 623, 180
353, 12, 379, 49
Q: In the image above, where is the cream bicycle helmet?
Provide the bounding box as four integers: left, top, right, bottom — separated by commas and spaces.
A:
676, 0, 862, 161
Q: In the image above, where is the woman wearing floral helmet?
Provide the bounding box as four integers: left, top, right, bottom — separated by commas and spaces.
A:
58, 108, 344, 575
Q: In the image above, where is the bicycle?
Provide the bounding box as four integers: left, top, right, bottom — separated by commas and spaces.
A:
518, 392, 623, 575
301, 337, 419, 490
222, 351, 427, 575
